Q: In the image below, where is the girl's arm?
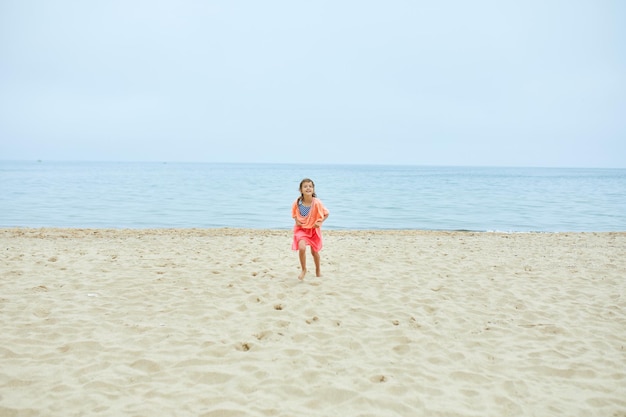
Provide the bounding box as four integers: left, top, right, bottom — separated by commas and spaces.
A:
292, 200, 304, 226
314, 213, 328, 228
313, 200, 329, 228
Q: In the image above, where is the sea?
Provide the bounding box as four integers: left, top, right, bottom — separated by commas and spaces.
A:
1, 161, 625, 232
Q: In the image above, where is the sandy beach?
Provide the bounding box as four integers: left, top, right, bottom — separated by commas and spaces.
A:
1, 228, 625, 417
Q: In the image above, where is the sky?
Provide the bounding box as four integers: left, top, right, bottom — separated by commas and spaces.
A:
1, 1, 625, 168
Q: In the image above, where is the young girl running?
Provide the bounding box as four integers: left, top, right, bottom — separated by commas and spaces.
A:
291, 178, 329, 280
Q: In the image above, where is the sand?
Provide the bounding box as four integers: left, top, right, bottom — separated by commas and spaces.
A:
1, 228, 625, 417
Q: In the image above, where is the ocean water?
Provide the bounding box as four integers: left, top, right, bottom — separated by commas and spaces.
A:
1, 161, 625, 232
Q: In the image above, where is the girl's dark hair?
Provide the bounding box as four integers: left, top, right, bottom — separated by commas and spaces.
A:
298, 178, 317, 203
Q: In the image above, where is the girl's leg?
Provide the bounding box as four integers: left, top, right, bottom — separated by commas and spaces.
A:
298, 240, 307, 280
311, 248, 321, 277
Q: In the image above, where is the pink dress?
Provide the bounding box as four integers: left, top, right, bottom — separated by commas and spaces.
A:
291, 197, 329, 252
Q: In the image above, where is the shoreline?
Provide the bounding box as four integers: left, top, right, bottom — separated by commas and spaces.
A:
3, 226, 625, 235
1, 227, 625, 416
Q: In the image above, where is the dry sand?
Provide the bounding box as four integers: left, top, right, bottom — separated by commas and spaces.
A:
1, 228, 625, 417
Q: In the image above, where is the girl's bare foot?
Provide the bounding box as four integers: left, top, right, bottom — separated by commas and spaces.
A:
298, 269, 307, 280
315, 267, 321, 277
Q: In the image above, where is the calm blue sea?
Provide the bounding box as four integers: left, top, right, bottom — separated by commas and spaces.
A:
1, 161, 625, 232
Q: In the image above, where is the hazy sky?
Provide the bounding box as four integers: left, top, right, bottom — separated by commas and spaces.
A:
1, 1, 624, 167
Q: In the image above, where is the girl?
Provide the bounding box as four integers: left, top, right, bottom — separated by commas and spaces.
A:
292, 178, 329, 280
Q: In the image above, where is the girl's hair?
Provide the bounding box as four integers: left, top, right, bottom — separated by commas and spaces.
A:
298, 178, 317, 203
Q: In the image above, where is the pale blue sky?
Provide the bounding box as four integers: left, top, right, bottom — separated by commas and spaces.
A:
1, 1, 624, 167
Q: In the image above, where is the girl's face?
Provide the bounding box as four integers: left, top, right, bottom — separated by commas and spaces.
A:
300, 181, 314, 196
